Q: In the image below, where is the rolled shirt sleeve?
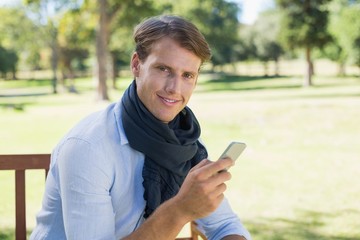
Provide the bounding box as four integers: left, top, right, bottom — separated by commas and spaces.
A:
197, 198, 251, 240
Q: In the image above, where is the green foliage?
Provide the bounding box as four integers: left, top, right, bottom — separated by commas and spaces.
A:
335, 4, 360, 67
276, 0, 333, 85
108, 0, 159, 68
0, 46, 19, 78
252, 10, 284, 63
323, 43, 342, 62
0, 7, 34, 49
23, 0, 83, 93
3, 0, 360, 80
57, 8, 95, 74
237, 25, 257, 61
0, 7, 43, 71
172, 0, 241, 66
319, 0, 360, 74
277, 0, 332, 50
58, 9, 95, 49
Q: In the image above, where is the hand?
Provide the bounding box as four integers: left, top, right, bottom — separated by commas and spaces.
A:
122, 158, 235, 240
172, 158, 234, 221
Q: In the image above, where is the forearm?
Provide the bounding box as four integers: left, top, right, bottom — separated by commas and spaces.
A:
122, 198, 189, 240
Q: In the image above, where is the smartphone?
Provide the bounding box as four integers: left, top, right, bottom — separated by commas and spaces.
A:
218, 141, 246, 162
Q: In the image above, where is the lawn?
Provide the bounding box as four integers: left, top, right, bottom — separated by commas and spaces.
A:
1, 73, 360, 239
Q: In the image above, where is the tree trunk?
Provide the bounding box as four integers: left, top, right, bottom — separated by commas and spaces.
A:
112, 54, 118, 89
50, 32, 58, 94
11, 69, 17, 80
96, 0, 109, 100
304, 46, 312, 87
337, 62, 346, 76
263, 62, 268, 77
274, 59, 280, 76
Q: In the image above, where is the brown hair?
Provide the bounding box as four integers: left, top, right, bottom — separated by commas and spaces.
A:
133, 15, 211, 64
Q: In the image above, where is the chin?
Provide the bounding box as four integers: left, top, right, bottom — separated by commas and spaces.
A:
157, 114, 176, 123
160, 117, 173, 124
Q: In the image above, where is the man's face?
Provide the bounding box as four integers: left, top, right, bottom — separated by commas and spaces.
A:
131, 37, 202, 123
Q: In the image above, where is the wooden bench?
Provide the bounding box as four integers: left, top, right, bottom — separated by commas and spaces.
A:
0, 154, 206, 240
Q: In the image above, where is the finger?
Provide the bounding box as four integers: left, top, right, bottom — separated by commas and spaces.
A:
209, 182, 227, 198
208, 192, 225, 211
211, 170, 232, 186
199, 158, 234, 179
217, 157, 236, 173
190, 159, 210, 172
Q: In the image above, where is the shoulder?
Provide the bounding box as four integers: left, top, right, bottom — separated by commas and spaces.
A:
50, 102, 122, 169
66, 102, 118, 144
50, 100, 139, 174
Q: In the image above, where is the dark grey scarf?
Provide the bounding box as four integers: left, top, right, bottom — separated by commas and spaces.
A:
121, 81, 207, 218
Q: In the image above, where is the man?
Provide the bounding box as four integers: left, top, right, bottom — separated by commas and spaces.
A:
30, 15, 251, 240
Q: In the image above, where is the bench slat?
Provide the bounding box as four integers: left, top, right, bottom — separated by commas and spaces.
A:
0, 154, 50, 170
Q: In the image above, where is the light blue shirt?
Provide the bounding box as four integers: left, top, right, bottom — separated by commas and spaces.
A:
30, 100, 251, 240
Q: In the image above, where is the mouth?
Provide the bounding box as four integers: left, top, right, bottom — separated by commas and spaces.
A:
158, 95, 181, 105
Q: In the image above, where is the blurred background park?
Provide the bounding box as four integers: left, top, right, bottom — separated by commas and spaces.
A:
1, 0, 360, 239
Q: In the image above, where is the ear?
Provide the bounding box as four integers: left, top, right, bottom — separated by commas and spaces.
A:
131, 52, 141, 77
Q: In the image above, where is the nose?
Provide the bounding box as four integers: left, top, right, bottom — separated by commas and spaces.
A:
165, 74, 181, 94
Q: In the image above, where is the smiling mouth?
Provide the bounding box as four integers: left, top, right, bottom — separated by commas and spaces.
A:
159, 96, 180, 104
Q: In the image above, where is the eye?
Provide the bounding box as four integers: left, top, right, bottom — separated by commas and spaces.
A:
183, 72, 194, 80
158, 66, 169, 72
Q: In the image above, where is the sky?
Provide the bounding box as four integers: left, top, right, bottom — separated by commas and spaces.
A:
234, 0, 275, 24
0, 0, 275, 25
0, 0, 20, 7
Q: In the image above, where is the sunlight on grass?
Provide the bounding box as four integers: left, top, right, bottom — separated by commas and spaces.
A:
190, 75, 360, 239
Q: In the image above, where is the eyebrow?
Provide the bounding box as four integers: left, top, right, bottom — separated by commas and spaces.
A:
155, 62, 199, 76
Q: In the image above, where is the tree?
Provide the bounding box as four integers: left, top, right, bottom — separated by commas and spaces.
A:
324, 0, 350, 76
0, 7, 41, 78
252, 10, 284, 76
277, 0, 332, 86
92, 0, 156, 100
24, 0, 80, 93
171, 0, 241, 68
108, 0, 158, 89
0, 46, 19, 79
58, 8, 94, 92
335, 3, 360, 74
237, 24, 258, 61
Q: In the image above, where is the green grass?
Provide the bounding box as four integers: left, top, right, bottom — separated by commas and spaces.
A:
1, 74, 360, 239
